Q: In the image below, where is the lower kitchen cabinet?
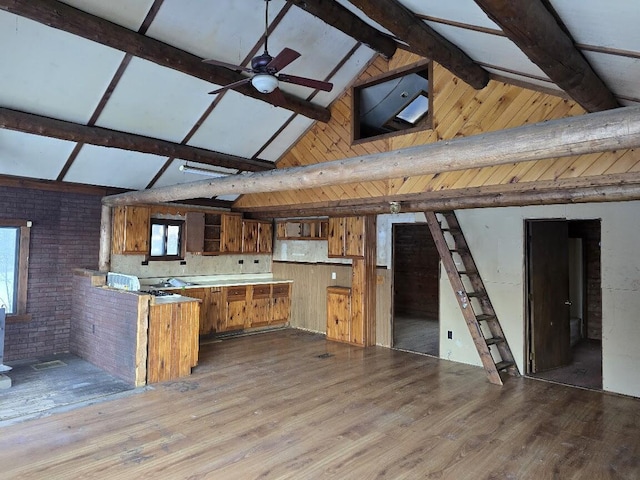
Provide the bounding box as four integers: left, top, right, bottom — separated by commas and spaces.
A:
147, 299, 199, 383
168, 282, 292, 334
326, 286, 353, 344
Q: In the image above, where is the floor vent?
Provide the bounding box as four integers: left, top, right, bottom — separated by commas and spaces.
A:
317, 353, 333, 359
31, 360, 67, 371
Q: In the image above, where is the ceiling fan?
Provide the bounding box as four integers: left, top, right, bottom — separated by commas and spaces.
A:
203, 0, 333, 101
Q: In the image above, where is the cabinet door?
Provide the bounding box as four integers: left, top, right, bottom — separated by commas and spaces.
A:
327, 217, 345, 257
225, 286, 247, 330
250, 284, 272, 327
327, 287, 351, 342
242, 220, 259, 253
185, 212, 205, 253
221, 214, 243, 253
209, 288, 224, 333
257, 221, 273, 253
345, 216, 365, 258
271, 283, 291, 325
112, 206, 150, 254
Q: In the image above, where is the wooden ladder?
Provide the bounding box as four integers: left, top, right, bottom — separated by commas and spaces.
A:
425, 210, 519, 385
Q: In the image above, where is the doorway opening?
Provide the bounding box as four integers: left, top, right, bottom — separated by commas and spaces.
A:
392, 224, 440, 356
525, 219, 602, 390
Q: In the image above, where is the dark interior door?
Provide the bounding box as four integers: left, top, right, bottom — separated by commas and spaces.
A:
528, 220, 571, 373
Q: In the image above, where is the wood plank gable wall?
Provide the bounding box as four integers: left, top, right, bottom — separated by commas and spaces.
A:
236, 50, 640, 210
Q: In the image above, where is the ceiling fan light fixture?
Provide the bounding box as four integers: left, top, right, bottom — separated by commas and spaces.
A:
251, 74, 278, 93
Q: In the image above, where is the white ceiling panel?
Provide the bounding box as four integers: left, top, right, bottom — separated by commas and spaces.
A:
335, 0, 396, 37
583, 52, 640, 102
313, 44, 376, 108
550, 0, 640, 52
188, 90, 292, 158
268, 7, 359, 99
64, 145, 168, 189
153, 160, 238, 188
0, 130, 76, 180
0, 12, 125, 124
216, 194, 241, 201
95, 57, 217, 143
424, 23, 550, 80
147, 0, 285, 62
259, 115, 315, 162
59, 0, 155, 32
399, 0, 500, 30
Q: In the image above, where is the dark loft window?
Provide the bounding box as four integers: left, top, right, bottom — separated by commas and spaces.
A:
0, 220, 31, 318
149, 219, 183, 260
353, 62, 432, 142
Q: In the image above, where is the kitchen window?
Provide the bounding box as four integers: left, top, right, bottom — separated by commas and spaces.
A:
0, 220, 31, 320
149, 219, 183, 260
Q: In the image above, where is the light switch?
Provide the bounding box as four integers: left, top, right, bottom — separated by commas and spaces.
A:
331, 272, 337, 280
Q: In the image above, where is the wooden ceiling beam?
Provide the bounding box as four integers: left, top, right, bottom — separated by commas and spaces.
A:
0, 108, 274, 172
347, 0, 489, 89
286, 0, 396, 59
0, 0, 330, 123
474, 0, 619, 112
237, 172, 640, 217
103, 105, 640, 206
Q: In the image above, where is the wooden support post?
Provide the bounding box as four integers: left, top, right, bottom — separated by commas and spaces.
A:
99, 204, 112, 272
350, 216, 377, 346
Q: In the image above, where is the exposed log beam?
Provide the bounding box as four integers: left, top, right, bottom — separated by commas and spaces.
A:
0, 0, 330, 123
474, 0, 618, 112
347, 0, 489, 89
286, 0, 396, 59
238, 172, 640, 217
103, 105, 640, 206
0, 108, 274, 172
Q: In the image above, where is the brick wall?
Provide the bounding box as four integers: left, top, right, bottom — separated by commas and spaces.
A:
1, 186, 102, 361
70, 274, 143, 385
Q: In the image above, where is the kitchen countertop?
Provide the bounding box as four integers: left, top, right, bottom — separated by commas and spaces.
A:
149, 294, 201, 306
139, 274, 293, 290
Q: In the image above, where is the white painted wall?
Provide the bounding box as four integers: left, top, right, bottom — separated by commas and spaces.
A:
437, 201, 640, 398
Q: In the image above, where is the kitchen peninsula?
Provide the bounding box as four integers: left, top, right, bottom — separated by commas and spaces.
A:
71, 270, 292, 387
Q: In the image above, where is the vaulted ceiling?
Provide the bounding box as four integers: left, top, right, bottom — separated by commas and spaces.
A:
1, 0, 638, 208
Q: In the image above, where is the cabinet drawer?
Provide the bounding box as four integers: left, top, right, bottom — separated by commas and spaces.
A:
226, 286, 247, 299
253, 285, 271, 299
272, 284, 290, 297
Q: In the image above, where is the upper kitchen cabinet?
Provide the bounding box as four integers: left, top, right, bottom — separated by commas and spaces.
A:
327, 216, 365, 258
276, 219, 328, 240
221, 213, 243, 253
111, 206, 150, 255
243, 219, 273, 254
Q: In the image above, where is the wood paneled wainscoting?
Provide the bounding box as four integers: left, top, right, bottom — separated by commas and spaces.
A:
1, 329, 638, 478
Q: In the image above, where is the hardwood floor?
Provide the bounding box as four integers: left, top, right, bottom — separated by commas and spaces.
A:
1, 329, 639, 479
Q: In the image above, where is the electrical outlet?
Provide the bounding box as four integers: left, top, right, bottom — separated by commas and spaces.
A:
447, 330, 453, 339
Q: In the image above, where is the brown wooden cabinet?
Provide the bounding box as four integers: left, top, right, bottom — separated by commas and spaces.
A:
242, 219, 273, 254
221, 213, 243, 253
327, 216, 365, 258
225, 285, 247, 330
271, 283, 291, 326
276, 219, 328, 240
250, 284, 272, 328
326, 286, 352, 343
111, 206, 150, 254
257, 221, 273, 253
147, 299, 199, 383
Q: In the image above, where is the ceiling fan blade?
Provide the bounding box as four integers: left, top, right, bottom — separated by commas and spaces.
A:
208, 77, 251, 94
266, 47, 301, 73
267, 87, 288, 107
202, 58, 253, 74
277, 73, 333, 92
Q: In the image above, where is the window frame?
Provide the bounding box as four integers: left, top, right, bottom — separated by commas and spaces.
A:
0, 219, 31, 323
148, 218, 184, 261
351, 60, 433, 144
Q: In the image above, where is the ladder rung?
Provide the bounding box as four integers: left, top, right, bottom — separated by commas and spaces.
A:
476, 314, 496, 322
450, 248, 469, 254
485, 337, 504, 346
495, 361, 515, 372
466, 291, 487, 298
458, 270, 478, 276
441, 227, 461, 233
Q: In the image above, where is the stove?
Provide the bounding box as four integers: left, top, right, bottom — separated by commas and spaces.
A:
139, 289, 175, 297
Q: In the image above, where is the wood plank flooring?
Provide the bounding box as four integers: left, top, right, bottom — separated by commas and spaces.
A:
1, 329, 639, 479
